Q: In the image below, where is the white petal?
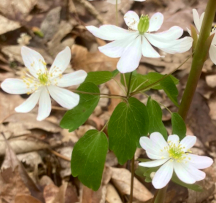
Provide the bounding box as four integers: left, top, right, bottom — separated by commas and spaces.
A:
117, 36, 142, 73
140, 136, 169, 159
209, 45, 216, 65
139, 158, 169, 167
124, 11, 139, 30
174, 162, 196, 184
1, 78, 30, 94
160, 37, 193, 54
150, 132, 168, 149
148, 12, 164, 32
86, 25, 132, 41
99, 32, 139, 58
55, 70, 87, 87
49, 47, 71, 79
21, 46, 46, 78
142, 36, 161, 58
152, 160, 173, 189
168, 134, 179, 146
192, 9, 204, 32
188, 154, 213, 169
153, 26, 183, 40
184, 163, 206, 181
180, 135, 196, 152
212, 34, 216, 45
37, 88, 51, 121
48, 85, 79, 109
15, 89, 41, 113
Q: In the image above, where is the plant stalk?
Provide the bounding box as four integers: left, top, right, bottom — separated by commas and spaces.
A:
178, 0, 216, 120
129, 156, 135, 203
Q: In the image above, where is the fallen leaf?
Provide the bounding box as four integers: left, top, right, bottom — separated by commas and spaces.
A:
15, 195, 42, 203
206, 75, 216, 88
110, 167, 153, 202
106, 184, 122, 203
0, 15, 21, 35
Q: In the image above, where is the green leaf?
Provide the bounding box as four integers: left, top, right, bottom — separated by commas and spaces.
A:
128, 72, 179, 106
60, 82, 100, 132
171, 112, 186, 140
112, 69, 119, 77
108, 97, 149, 164
71, 130, 108, 191
147, 97, 167, 139
172, 172, 202, 192
84, 71, 113, 85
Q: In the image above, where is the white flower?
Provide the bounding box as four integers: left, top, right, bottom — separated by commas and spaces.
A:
139, 132, 213, 189
189, 9, 216, 64
86, 11, 192, 73
1, 46, 87, 121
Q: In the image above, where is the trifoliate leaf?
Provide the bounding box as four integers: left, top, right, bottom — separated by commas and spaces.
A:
84, 71, 113, 85
171, 112, 186, 140
71, 130, 108, 191
108, 97, 149, 164
60, 82, 100, 132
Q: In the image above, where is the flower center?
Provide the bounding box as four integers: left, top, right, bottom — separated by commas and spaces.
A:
138, 15, 149, 35
38, 73, 49, 85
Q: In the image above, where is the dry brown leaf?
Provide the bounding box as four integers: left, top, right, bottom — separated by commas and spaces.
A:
15, 195, 42, 203
0, 167, 30, 203
72, 44, 118, 72
206, 75, 216, 88
43, 182, 67, 203
0, 15, 21, 35
80, 185, 106, 203
106, 184, 122, 203
110, 167, 153, 202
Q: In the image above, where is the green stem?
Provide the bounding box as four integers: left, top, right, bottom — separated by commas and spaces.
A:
127, 72, 133, 97
129, 156, 135, 203
178, 0, 216, 120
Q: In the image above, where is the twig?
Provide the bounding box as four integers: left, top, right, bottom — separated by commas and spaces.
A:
49, 149, 71, 162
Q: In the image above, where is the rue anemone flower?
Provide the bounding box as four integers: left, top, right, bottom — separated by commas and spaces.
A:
1, 46, 87, 121
189, 9, 216, 64
86, 11, 192, 73
139, 132, 213, 189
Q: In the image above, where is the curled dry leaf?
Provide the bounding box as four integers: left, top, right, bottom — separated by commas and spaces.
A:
0, 167, 30, 203
110, 167, 153, 202
15, 195, 42, 203
106, 184, 122, 203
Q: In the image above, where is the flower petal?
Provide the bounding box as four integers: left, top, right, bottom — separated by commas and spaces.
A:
185, 163, 206, 181
152, 160, 174, 189
188, 154, 213, 169
124, 11, 139, 30
153, 26, 183, 40
107, 0, 121, 4
150, 132, 168, 149
192, 9, 204, 32
140, 136, 169, 159
49, 47, 71, 79
142, 36, 161, 58
148, 12, 164, 32
21, 46, 46, 78
55, 70, 87, 87
174, 161, 196, 184
1, 78, 30, 94
99, 32, 139, 58
180, 135, 196, 152
161, 37, 193, 54
168, 134, 179, 146
139, 158, 169, 167
145, 33, 192, 53
48, 85, 79, 109
117, 36, 142, 73
209, 45, 216, 65
86, 25, 132, 41
37, 88, 51, 121
15, 89, 41, 113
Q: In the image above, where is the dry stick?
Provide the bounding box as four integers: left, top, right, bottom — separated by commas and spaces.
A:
154, 0, 216, 202
49, 149, 71, 162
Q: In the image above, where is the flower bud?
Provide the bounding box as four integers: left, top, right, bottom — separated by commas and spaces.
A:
138, 15, 149, 34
